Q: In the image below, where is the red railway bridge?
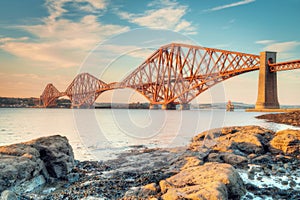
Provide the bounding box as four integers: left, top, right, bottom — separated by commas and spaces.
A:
40, 43, 300, 109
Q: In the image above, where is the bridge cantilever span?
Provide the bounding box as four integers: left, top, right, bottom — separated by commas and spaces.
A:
40, 83, 62, 107
65, 73, 109, 108
40, 73, 110, 108
120, 43, 260, 106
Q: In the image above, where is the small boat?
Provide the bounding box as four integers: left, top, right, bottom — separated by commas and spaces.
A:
226, 100, 234, 111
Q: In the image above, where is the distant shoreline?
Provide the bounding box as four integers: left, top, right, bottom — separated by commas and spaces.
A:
1, 97, 300, 110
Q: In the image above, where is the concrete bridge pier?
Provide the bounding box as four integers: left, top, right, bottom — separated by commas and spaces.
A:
162, 103, 177, 110
149, 104, 160, 110
179, 104, 190, 110
255, 51, 280, 109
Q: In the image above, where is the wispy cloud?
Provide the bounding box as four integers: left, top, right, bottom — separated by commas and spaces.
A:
206, 0, 255, 12
116, 0, 197, 35
256, 40, 300, 60
259, 41, 300, 52
222, 19, 236, 30
45, 0, 107, 22
0, 37, 28, 44
147, 0, 178, 7
255, 40, 276, 45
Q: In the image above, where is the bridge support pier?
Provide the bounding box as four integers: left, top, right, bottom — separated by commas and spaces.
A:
149, 104, 159, 110
255, 51, 280, 109
71, 105, 79, 109
179, 104, 190, 110
71, 104, 94, 109
162, 103, 177, 110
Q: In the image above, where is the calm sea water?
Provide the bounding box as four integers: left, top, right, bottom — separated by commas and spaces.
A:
0, 108, 297, 161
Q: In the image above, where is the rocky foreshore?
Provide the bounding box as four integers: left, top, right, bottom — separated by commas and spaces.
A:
1, 125, 300, 200
256, 110, 300, 127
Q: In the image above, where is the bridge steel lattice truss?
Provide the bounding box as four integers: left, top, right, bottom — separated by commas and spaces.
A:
40, 43, 300, 108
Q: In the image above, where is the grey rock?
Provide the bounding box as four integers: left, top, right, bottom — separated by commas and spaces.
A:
281, 180, 289, 185
0, 190, 17, 200
207, 152, 223, 163
0, 135, 74, 193
283, 163, 289, 169
289, 180, 297, 187
248, 165, 262, 173
277, 167, 286, 174
247, 172, 255, 180
0, 144, 44, 192
25, 135, 75, 179
207, 152, 248, 166
67, 173, 80, 183
12, 175, 46, 194
252, 154, 272, 164
222, 153, 248, 166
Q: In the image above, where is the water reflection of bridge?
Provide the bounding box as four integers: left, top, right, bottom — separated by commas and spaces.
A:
40, 43, 300, 109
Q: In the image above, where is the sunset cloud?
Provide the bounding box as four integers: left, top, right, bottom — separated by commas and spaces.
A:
0, 1, 128, 69
0, 0, 195, 71
0, 37, 28, 44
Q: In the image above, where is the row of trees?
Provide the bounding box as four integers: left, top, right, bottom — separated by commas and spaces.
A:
0, 97, 71, 108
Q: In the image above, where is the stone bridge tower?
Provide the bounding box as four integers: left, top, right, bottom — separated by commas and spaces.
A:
255, 51, 280, 109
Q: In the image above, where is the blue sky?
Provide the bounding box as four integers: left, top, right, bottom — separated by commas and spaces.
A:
0, 0, 299, 104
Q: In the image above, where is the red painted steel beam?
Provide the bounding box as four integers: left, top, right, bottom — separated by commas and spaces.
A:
269, 59, 300, 72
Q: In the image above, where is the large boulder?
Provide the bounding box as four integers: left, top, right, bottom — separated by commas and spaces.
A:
25, 135, 74, 178
0, 144, 45, 192
269, 129, 300, 156
122, 162, 245, 200
160, 162, 245, 200
189, 126, 274, 155
0, 135, 74, 193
